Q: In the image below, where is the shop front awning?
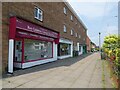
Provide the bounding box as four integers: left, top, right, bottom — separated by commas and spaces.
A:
9, 17, 60, 44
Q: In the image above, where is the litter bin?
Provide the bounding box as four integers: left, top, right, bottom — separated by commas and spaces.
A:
101, 51, 106, 60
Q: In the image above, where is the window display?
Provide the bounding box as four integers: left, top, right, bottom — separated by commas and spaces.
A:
15, 41, 22, 62
58, 43, 71, 56
24, 39, 52, 61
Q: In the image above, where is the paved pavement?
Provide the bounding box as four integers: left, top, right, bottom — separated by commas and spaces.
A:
2, 52, 113, 88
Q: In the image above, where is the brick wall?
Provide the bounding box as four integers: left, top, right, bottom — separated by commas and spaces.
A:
0, 2, 2, 74
86, 36, 91, 52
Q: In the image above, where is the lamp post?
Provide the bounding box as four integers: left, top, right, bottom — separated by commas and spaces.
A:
99, 32, 101, 52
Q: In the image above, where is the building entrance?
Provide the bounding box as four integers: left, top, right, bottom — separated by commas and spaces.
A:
14, 40, 22, 62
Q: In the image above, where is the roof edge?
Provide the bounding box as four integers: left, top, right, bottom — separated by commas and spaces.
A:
62, 0, 87, 30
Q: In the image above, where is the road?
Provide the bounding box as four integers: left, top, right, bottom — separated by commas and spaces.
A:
2, 52, 113, 88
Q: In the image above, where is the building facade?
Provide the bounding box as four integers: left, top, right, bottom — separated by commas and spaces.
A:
2, 2, 87, 73
91, 42, 96, 52
86, 35, 91, 53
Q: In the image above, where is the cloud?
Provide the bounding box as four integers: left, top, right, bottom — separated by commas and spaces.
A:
67, 0, 119, 2
89, 26, 118, 46
103, 26, 118, 35
98, 26, 118, 46
67, 0, 118, 46
90, 35, 99, 46
68, 2, 115, 19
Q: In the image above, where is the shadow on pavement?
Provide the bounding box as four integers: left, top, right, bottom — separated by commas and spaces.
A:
3, 53, 94, 78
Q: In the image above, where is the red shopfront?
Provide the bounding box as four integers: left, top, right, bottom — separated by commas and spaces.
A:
8, 17, 59, 73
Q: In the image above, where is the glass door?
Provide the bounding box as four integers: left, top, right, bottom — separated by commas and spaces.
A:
14, 40, 22, 62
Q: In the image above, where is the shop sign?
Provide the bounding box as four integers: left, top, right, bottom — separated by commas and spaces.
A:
9, 17, 60, 44
16, 18, 59, 39
16, 31, 54, 42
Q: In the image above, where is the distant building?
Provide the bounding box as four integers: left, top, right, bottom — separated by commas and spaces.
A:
86, 35, 91, 52
90, 42, 96, 52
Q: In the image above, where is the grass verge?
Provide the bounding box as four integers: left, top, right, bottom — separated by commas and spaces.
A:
102, 60, 106, 89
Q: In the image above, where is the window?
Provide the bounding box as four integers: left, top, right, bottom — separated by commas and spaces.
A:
83, 38, 86, 41
15, 41, 22, 62
34, 7, 43, 21
79, 35, 81, 38
34, 43, 45, 50
79, 46, 81, 52
64, 7, 67, 14
76, 22, 77, 25
24, 39, 52, 61
71, 15, 73, 21
75, 33, 78, 37
71, 29, 73, 35
63, 25, 67, 32
58, 43, 71, 56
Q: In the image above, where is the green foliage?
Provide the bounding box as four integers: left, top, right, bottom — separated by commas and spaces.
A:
114, 48, 120, 75
102, 34, 120, 75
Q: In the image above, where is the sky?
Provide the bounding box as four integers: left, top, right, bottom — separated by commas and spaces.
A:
67, 0, 119, 47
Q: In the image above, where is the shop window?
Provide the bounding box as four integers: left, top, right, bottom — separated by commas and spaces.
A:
24, 39, 52, 61
58, 43, 71, 56
64, 7, 67, 14
15, 41, 22, 62
34, 43, 44, 50
34, 7, 43, 21
63, 25, 67, 32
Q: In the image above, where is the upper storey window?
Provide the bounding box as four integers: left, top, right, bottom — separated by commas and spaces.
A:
64, 7, 67, 14
34, 7, 43, 21
71, 15, 73, 21
63, 25, 67, 32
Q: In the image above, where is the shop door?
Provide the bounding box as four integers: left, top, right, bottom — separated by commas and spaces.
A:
14, 40, 22, 62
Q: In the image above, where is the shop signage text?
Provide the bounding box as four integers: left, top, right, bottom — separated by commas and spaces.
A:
16, 18, 59, 39
16, 31, 54, 42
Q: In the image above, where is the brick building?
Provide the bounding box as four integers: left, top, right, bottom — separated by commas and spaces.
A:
2, 2, 87, 73
86, 35, 91, 52
91, 42, 96, 52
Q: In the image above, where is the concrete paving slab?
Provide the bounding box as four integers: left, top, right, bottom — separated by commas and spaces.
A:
2, 53, 114, 88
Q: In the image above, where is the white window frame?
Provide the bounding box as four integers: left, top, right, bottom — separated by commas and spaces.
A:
71, 29, 73, 35
34, 7, 43, 21
83, 38, 86, 41
75, 33, 78, 37
71, 15, 73, 21
64, 7, 67, 14
79, 35, 81, 38
76, 22, 77, 25
63, 25, 67, 32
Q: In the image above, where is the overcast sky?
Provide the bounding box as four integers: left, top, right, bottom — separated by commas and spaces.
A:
67, 0, 119, 46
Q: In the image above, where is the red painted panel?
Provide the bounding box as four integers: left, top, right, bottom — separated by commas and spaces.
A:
54, 33, 60, 44
16, 18, 59, 39
9, 17, 16, 39
9, 16, 60, 44
16, 30, 54, 42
